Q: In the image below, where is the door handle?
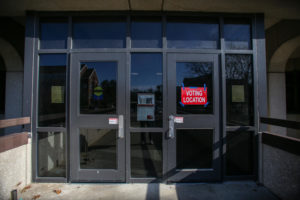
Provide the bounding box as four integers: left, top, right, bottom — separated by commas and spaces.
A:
118, 115, 124, 138
168, 115, 175, 139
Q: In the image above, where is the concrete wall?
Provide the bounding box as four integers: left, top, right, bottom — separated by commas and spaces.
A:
262, 144, 300, 200
0, 138, 31, 200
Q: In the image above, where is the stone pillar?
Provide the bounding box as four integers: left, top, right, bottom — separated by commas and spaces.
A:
268, 72, 287, 135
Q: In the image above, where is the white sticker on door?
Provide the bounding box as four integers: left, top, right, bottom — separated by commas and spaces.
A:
109, 118, 118, 125
174, 117, 184, 123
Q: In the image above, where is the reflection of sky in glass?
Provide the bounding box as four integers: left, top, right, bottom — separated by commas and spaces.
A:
224, 23, 250, 41
73, 21, 126, 48
81, 62, 116, 84
224, 20, 251, 49
131, 53, 162, 91
176, 62, 212, 86
40, 21, 68, 49
167, 20, 219, 49
40, 54, 66, 66
131, 20, 162, 48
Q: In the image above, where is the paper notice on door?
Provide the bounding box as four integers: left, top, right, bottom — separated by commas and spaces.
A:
109, 118, 118, 125
51, 86, 64, 103
232, 85, 245, 103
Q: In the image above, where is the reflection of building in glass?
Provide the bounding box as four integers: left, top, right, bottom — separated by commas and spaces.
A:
80, 64, 99, 109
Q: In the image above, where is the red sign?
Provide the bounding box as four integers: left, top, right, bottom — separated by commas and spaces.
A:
181, 86, 207, 105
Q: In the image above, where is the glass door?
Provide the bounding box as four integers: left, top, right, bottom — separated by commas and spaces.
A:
166, 53, 221, 182
70, 53, 126, 182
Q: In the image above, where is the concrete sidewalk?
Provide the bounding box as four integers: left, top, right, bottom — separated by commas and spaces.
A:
18, 181, 279, 200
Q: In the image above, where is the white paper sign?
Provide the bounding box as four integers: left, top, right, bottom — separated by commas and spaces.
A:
109, 118, 118, 125
174, 117, 184, 123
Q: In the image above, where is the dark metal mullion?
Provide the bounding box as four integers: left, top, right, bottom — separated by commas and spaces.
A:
226, 126, 256, 131
129, 128, 164, 133
220, 16, 227, 181
37, 127, 66, 132
65, 16, 72, 182
162, 14, 168, 182
125, 15, 131, 182
70, 48, 128, 53
223, 50, 253, 54
251, 16, 259, 181
37, 49, 69, 54
33, 15, 40, 181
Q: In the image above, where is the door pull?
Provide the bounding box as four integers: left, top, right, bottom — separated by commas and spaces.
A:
118, 115, 124, 138
168, 115, 175, 139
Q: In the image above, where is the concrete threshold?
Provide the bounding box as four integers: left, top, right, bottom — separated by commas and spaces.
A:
18, 181, 279, 200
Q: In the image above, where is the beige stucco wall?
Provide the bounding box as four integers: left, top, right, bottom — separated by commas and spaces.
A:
0, 138, 31, 200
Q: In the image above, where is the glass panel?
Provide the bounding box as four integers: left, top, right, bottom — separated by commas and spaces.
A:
38, 54, 66, 127
226, 54, 253, 126
73, 17, 126, 48
176, 62, 213, 114
177, 129, 213, 169
38, 132, 66, 177
130, 53, 163, 127
224, 19, 252, 50
39, 18, 68, 49
167, 18, 219, 49
80, 129, 117, 169
226, 131, 253, 175
131, 132, 162, 178
131, 17, 162, 48
80, 62, 117, 114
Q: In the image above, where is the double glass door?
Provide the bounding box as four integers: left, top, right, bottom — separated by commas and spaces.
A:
70, 52, 220, 182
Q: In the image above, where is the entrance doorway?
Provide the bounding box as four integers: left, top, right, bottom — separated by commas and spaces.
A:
166, 53, 221, 182
69, 52, 221, 182
70, 53, 126, 182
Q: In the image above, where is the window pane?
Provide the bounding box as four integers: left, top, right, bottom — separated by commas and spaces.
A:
130, 53, 163, 127
73, 17, 126, 48
38, 54, 66, 127
131, 18, 162, 48
80, 62, 117, 114
224, 19, 252, 50
226, 131, 254, 176
131, 132, 162, 178
226, 54, 253, 126
80, 129, 117, 169
38, 132, 66, 177
39, 18, 68, 49
177, 129, 213, 169
167, 18, 219, 49
176, 62, 213, 114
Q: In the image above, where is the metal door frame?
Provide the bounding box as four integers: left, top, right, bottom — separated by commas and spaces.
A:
166, 53, 221, 182
69, 52, 126, 182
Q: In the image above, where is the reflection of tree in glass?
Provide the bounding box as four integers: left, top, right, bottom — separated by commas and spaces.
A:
226, 55, 252, 84
101, 80, 116, 109
185, 62, 212, 77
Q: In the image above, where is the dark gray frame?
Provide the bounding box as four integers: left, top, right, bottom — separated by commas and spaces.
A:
25, 11, 267, 183
166, 53, 221, 182
69, 53, 126, 182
